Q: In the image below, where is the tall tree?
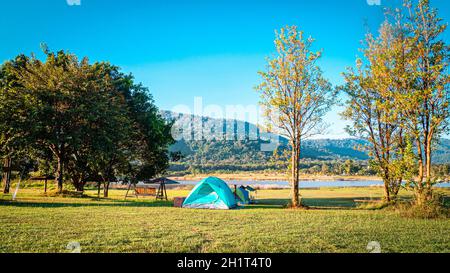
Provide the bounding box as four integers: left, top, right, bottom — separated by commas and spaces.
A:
14, 49, 112, 192
65, 62, 134, 193
0, 55, 34, 193
116, 83, 174, 195
399, 0, 450, 204
342, 17, 414, 202
256, 26, 334, 207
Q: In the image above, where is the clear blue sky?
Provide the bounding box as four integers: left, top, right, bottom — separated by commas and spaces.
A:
1, 0, 449, 138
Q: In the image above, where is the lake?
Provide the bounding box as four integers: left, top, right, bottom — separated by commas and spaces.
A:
177, 180, 450, 189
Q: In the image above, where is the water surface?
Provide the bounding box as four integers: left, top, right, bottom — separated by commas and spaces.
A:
177, 180, 450, 189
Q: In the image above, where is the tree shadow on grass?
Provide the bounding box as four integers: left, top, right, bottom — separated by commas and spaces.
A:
244, 197, 384, 210
0, 198, 173, 208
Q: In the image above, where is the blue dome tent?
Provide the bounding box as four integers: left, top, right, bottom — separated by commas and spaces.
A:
182, 177, 237, 209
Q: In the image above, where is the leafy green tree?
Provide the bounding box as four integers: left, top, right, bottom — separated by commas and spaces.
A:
256, 26, 335, 207
12, 50, 100, 192
397, 0, 450, 204
0, 55, 34, 193
321, 163, 330, 175
61, 63, 135, 194
344, 160, 354, 176
115, 83, 174, 195
5, 48, 173, 195
341, 17, 412, 201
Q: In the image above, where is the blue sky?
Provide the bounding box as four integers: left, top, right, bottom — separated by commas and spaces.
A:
1, 0, 449, 138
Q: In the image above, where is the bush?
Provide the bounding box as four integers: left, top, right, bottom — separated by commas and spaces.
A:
394, 194, 449, 219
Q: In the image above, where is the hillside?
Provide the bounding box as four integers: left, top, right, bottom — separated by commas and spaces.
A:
163, 111, 450, 170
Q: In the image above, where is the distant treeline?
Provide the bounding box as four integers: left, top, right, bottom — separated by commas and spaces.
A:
168, 137, 450, 177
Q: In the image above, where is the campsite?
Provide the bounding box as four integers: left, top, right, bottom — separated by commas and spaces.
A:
0, 177, 449, 253
1, 0, 450, 255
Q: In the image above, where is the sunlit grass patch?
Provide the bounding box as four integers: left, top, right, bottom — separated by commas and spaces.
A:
0, 187, 449, 253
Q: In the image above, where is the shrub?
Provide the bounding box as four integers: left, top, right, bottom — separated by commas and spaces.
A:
394, 194, 449, 219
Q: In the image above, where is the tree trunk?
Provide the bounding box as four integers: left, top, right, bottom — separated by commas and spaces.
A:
76, 182, 85, 192
55, 156, 64, 193
415, 139, 425, 205
97, 181, 101, 197
2, 157, 12, 194
291, 141, 301, 208
392, 179, 401, 201
72, 176, 85, 192
103, 181, 110, 198
383, 179, 391, 203
425, 135, 433, 200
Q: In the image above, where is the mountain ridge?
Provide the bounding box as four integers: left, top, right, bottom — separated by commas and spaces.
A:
162, 111, 450, 165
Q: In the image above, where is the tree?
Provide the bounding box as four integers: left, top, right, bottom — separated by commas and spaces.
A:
3, 48, 174, 196
341, 16, 413, 202
11, 50, 102, 192
256, 26, 335, 207
344, 160, 354, 176
321, 163, 330, 175
398, 0, 450, 205
63, 63, 134, 194
115, 83, 174, 196
0, 55, 34, 193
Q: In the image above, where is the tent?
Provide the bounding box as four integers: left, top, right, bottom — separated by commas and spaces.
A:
235, 186, 251, 204
182, 177, 237, 209
244, 186, 256, 192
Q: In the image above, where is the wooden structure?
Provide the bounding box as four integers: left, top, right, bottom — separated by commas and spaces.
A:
148, 177, 179, 201
125, 177, 179, 200
125, 184, 156, 199
30, 175, 55, 193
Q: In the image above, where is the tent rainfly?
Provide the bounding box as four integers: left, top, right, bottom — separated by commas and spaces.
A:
182, 177, 237, 209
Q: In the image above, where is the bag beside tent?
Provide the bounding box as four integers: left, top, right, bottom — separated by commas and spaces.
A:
235, 186, 251, 204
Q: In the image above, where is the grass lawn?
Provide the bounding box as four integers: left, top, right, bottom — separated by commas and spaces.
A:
0, 185, 449, 253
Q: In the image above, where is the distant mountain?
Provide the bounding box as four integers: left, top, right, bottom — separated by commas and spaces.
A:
162, 111, 450, 165
434, 138, 450, 164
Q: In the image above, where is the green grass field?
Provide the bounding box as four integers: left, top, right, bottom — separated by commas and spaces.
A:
0, 186, 449, 253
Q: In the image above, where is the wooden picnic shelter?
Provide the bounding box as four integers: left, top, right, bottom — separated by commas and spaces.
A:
125, 177, 179, 200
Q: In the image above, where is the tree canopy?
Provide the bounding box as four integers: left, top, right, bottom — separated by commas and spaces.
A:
0, 48, 174, 195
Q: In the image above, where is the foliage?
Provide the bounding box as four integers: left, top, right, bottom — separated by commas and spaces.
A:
394, 193, 450, 219
396, 0, 450, 204
255, 26, 335, 207
341, 0, 450, 204
0, 48, 173, 195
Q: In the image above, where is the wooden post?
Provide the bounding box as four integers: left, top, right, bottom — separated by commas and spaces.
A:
160, 183, 163, 200
163, 182, 168, 201
125, 182, 132, 199
2, 157, 12, 194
